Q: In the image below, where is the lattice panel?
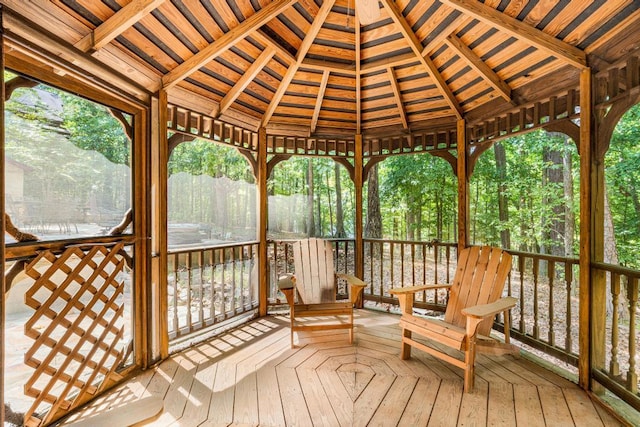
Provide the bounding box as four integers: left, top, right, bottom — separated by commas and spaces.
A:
22, 244, 128, 427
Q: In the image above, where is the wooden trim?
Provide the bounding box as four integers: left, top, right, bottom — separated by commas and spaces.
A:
355, 6, 362, 134
133, 107, 150, 369
311, 70, 330, 133
2, 9, 151, 105
456, 119, 468, 252
445, 34, 511, 102
258, 128, 268, 316
262, 0, 335, 128
152, 90, 169, 361
75, 0, 168, 52
217, 47, 276, 117
1, 8, 6, 423
578, 68, 592, 390
387, 67, 408, 129
354, 134, 364, 289
440, 0, 587, 70
162, 0, 296, 89
380, 0, 463, 120
422, 15, 469, 54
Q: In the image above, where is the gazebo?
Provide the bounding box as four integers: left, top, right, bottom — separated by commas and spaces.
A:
1, 0, 640, 425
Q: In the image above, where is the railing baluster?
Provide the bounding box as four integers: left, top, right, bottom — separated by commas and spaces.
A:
610, 272, 620, 377
186, 251, 193, 332
209, 249, 215, 321
533, 257, 539, 339
548, 260, 555, 345
378, 241, 384, 299
565, 261, 573, 353
411, 243, 415, 285
172, 253, 179, 334
519, 255, 525, 333
400, 243, 405, 287
199, 249, 204, 327
390, 242, 395, 289
627, 276, 638, 393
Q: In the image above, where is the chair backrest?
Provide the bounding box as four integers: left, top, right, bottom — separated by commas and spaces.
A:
444, 246, 513, 335
292, 238, 336, 304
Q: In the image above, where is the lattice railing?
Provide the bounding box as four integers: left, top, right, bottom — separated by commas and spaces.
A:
22, 243, 128, 427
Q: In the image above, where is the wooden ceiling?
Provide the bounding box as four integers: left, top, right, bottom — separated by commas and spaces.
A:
2, 0, 640, 138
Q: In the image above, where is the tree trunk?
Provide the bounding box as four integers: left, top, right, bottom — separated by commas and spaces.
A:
494, 142, 511, 249
326, 169, 334, 236
365, 163, 382, 238
307, 158, 315, 236
542, 141, 565, 256
562, 138, 575, 257
334, 163, 346, 237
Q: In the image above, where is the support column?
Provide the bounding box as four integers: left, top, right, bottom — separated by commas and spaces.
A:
354, 134, 364, 286
579, 68, 595, 390
1, 7, 6, 424
456, 119, 468, 252
150, 90, 169, 362
258, 128, 269, 316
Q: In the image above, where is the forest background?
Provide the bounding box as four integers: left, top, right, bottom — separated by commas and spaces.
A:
4, 74, 640, 270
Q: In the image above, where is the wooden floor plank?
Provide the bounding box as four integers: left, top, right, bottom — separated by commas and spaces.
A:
513, 384, 545, 426
457, 378, 489, 427
256, 365, 286, 427
486, 382, 516, 426
297, 367, 341, 427
61, 310, 627, 427
276, 365, 314, 426
537, 385, 575, 426
428, 379, 464, 427
563, 388, 607, 427
398, 376, 441, 426
367, 375, 418, 426
353, 373, 396, 427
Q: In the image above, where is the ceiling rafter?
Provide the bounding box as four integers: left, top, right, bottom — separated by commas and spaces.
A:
253, 30, 295, 64
445, 34, 511, 102
380, 0, 463, 120
356, 9, 363, 135
216, 47, 276, 117
261, 0, 337, 128
422, 15, 469, 54
387, 67, 408, 129
75, 0, 167, 52
440, 0, 587, 69
162, 0, 296, 89
311, 70, 330, 133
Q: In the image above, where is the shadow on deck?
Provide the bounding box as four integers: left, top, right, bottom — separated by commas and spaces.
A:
60, 310, 624, 426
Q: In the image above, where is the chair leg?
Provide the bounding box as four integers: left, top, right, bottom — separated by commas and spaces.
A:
400, 328, 412, 360
464, 340, 477, 392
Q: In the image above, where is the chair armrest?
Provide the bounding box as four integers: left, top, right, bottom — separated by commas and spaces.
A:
277, 274, 296, 290
462, 296, 517, 319
337, 273, 367, 288
389, 284, 452, 295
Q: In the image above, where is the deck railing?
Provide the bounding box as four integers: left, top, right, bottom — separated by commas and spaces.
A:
167, 241, 259, 340
168, 238, 639, 411
591, 262, 640, 411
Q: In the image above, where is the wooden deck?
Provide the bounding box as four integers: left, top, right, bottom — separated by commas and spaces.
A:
62, 310, 623, 427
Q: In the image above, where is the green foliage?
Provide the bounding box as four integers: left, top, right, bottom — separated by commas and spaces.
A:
57, 92, 131, 165
168, 138, 254, 182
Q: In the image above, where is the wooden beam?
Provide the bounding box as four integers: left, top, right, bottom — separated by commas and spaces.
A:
311, 70, 330, 132
261, 0, 336, 127
422, 15, 469, 54
253, 30, 295, 64
387, 67, 408, 129
216, 47, 275, 117
456, 119, 468, 251
440, 0, 587, 69
445, 34, 511, 102
258, 127, 269, 317
356, 9, 363, 134
380, 0, 463, 119
301, 58, 355, 74
162, 0, 296, 89
75, 0, 167, 52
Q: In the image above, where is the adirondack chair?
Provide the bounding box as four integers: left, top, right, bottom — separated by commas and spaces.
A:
278, 238, 367, 348
389, 246, 517, 392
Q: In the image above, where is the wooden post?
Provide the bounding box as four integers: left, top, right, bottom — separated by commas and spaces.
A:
579, 68, 594, 390
354, 134, 364, 292
258, 127, 269, 316
150, 90, 169, 361
456, 119, 468, 252
132, 104, 150, 368
0, 7, 6, 424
